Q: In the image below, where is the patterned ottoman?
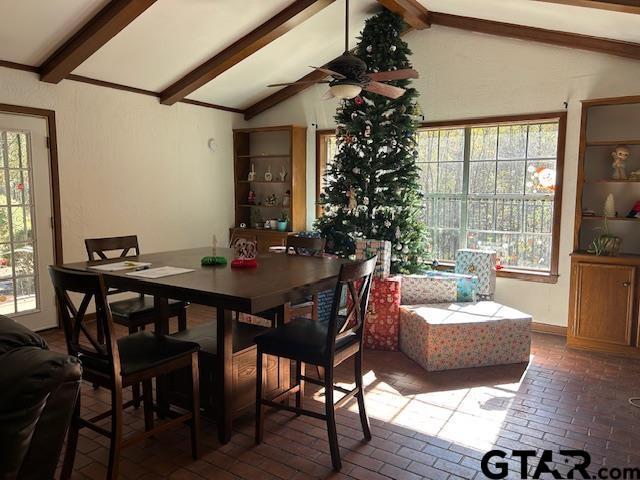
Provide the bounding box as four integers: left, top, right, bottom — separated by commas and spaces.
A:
364, 276, 402, 351
399, 301, 531, 371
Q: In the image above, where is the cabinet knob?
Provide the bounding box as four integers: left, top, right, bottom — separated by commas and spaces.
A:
623, 281, 631, 287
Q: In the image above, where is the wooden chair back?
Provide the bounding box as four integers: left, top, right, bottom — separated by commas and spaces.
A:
85, 235, 140, 261
229, 232, 258, 248
326, 256, 377, 356
286, 236, 326, 256
49, 266, 120, 378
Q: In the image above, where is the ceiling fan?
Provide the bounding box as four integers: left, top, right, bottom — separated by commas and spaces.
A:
266, 0, 419, 100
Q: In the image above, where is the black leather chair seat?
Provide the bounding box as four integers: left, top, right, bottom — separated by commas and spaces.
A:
171, 321, 269, 355
79, 332, 198, 377
109, 295, 186, 323
254, 317, 357, 365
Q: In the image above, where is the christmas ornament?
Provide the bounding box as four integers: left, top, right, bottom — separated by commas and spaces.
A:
402, 245, 409, 254
364, 125, 371, 137
363, 196, 369, 206
347, 186, 357, 211
366, 45, 373, 53
354, 96, 363, 105
352, 167, 360, 174
384, 220, 391, 227
390, 45, 396, 52
396, 243, 403, 251
395, 226, 401, 238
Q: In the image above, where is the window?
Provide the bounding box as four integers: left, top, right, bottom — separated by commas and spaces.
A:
0, 130, 38, 314
315, 113, 566, 283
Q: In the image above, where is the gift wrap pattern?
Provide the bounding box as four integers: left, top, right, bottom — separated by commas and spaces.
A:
363, 276, 402, 351
399, 301, 531, 371
455, 249, 496, 298
355, 239, 391, 278
425, 271, 478, 303
401, 274, 457, 305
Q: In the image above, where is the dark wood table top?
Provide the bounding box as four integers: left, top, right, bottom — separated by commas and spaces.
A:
62, 247, 343, 313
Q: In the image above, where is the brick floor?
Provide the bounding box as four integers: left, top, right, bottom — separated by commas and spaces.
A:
41, 305, 640, 479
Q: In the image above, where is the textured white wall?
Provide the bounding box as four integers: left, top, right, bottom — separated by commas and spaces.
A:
0, 67, 242, 263
247, 25, 640, 327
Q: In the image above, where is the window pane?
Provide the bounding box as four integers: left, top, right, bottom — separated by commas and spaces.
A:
524, 199, 553, 234
11, 206, 33, 242
0, 279, 14, 315
433, 229, 459, 262
526, 160, 556, 194
496, 199, 523, 232
516, 234, 552, 271
0, 170, 6, 205
0, 208, 8, 243
527, 123, 558, 158
418, 163, 438, 194
439, 129, 464, 162
470, 127, 498, 161
468, 198, 495, 230
13, 244, 34, 276
498, 125, 527, 160
469, 162, 496, 194
0, 248, 10, 279
496, 160, 525, 194
438, 163, 463, 194
418, 130, 439, 163
16, 276, 36, 312
0, 134, 5, 168
435, 197, 461, 228
9, 170, 30, 205
7, 132, 28, 168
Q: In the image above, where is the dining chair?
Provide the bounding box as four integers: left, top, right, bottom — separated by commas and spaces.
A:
85, 235, 189, 406
284, 236, 327, 322
229, 231, 257, 248
50, 267, 201, 480
254, 256, 377, 471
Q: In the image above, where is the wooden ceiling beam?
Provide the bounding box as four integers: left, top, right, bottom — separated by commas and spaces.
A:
40, 0, 157, 84
429, 12, 640, 60
159, 0, 335, 106
376, 0, 430, 29
535, 0, 640, 14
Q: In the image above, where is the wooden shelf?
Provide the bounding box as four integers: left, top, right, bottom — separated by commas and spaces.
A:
582, 215, 640, 222
238, 180, 290, 184
586, 140, 640, 146
585, 179, 640, 184
236, 154, 291, 158
238, 204, 290, 209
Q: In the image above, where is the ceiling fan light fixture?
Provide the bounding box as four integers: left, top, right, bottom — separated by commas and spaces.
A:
329, 83, 362, 99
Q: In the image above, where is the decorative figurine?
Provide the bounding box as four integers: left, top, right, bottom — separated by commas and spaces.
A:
247, 190, 256, 205
247, 163, 256, 181
630, 169, 640, 181
282, 190, 290, 207
604, 193, 616, 218
279, 165, 287, 182
264, 193, 278, 207
264, 165, 273, 182
347, 186, 357, 211
611, 145, 630, 180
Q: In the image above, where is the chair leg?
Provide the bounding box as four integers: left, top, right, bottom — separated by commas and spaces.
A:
324, 366, 342, 471
142, 379, 154, 432
295, 360, 305, 415
190, 352, 201, 460
178, 308, 187, 332
129, 325, 141, 409
107, 386, 123, 480
60, 392, 80, 480
355, 351, 371, 440
255, 349, 265, 444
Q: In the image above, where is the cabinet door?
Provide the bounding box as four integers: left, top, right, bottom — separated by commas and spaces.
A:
573, 262, 635, 346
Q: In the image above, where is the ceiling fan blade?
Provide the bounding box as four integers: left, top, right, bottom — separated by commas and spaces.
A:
267, 80, 330, 87
367, 69, 419, 82
309, 66, 345, 79
322, 89, 335, 100
364, 81, 405, 99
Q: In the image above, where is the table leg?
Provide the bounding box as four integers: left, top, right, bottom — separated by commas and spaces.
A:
216, 307, 233, 444
154, 296, 170, 418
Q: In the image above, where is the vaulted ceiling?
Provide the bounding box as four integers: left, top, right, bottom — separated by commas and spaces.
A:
1, 0, 639, 119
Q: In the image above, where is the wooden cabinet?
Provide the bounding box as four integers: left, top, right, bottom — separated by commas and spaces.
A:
568, 255, 639, 357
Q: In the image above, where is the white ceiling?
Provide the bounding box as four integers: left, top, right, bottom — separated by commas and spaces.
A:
0, 0, 639, 111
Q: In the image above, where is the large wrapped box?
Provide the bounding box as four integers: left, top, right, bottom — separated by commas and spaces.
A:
355, 239, 391, 278
401, 275, 457, 305
399, 301, 531, 371
364, 276, 402, 351
455, 249, 496, 299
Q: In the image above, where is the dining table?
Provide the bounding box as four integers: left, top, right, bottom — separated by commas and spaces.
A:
61, 246, 343, 443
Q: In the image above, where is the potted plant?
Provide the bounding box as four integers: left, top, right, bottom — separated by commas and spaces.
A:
588, 218, 621, 256
277, 212, 288, 232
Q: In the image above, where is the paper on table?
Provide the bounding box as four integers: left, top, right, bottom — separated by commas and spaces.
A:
125, 266, 194, 279
89, 261, 152, 272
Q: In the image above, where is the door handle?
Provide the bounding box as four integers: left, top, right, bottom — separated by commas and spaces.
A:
623, 281, 631, 287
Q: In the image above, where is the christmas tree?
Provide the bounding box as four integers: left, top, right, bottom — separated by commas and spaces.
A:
315, 9, 428, 274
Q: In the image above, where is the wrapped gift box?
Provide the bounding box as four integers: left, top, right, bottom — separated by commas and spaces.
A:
425, 271, 478, 303
364, 276, 402, 351
401, 274, 457, 305
399, 301, 531, 371
355, 239, 391, 278
455, 249, 496, 299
